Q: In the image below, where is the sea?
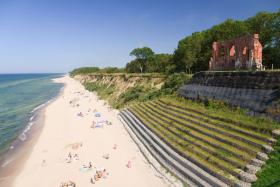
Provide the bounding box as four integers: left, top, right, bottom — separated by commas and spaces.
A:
0, 74, 64, 165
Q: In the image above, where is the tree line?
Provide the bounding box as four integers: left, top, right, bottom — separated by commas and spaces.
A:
71, 10, 280, 75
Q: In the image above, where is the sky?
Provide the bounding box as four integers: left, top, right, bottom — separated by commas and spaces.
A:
0, 0, 279, 73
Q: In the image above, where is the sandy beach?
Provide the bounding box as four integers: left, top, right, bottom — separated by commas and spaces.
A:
12, 76, 167, 187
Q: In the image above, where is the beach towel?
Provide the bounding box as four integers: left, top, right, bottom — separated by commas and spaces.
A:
79, 167, 92, 172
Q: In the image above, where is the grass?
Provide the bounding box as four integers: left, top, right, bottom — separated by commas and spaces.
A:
150, 101, 268, 146
252, 137, 280, 187
160, 96, 279, 133
155, 100, 271, 140
133, 103, 254, 161
84, 82, 115, 102
132, 104, 247, 167
142, 102, 260, 154
113, 73, 191, 108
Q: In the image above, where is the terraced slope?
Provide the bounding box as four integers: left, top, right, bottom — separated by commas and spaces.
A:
120, 97, 279, 187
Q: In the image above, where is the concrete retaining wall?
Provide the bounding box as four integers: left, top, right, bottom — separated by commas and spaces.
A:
178, 71, 280, 113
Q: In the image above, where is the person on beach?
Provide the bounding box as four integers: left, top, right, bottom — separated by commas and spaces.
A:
41, 159, 46, 167
73, 154, 79, 161
88, 162, 92, 169
66, 152, 72, 163
102, 153, 110, 159
90, 177, 95, 184
113, 144, 117, 150
91, 121, 95, 128
127, 160, 132, 168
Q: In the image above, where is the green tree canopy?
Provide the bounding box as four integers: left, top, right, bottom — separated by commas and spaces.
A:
129, 47, 155, 60
128, 47, 155, 73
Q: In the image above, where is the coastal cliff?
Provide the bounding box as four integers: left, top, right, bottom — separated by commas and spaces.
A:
73, 73, 190, 108
73, 73, 167, 108
74, 73, 166, 95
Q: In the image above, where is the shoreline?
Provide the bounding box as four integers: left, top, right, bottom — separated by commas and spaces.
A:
0, 79, 65, 187
8, 76, 167, 187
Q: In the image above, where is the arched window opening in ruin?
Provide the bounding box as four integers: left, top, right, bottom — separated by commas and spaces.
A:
243, 47, 249, 61
229, 45, 235, 57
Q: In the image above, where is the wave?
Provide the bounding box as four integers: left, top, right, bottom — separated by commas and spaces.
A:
19, 97, 55, 142
1, 157, 14, 168
29, 115, 35, 122
30, 99, 53, 114
0, 78, 37, 89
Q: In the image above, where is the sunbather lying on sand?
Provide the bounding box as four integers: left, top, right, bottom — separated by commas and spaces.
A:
60, 180, 76, 187
65, 142, 83, 150
93, 168, 109, 181
102, 154, 110, 159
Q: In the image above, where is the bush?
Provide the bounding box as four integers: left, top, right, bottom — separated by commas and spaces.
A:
253, 138, 280, 187
119, 86, 144, 103
161, 73, 191, 94
70, 67, 100, 76
84, 82, 115, 99
139, 89, 161, 102
70, 67, 124, 76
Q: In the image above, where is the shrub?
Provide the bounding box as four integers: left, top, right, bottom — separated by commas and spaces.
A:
161, 73, 191, 94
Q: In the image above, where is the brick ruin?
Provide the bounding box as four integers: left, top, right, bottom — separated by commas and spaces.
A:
209, 34, 263, 71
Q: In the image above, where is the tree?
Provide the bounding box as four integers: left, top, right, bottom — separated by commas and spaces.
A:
129, 47, 154, 73
174, 32, 205, 73
125, 59, 142, 73
146, 54, 172, 73
245, 11, 280, 68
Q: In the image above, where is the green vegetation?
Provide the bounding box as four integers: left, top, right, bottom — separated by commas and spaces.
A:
160, 73, 191, 94
161, 97, 279, 133
128, 96, 279, 185
253, 138, 280, 187
84, 82, 115, 100
70, 67, 124, 76
126, 47, 173, 74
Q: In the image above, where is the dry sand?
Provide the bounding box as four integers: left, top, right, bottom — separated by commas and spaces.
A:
13, 76, 168, 187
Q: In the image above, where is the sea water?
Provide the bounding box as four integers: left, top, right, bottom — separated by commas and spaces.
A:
0, 74, 63, 159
